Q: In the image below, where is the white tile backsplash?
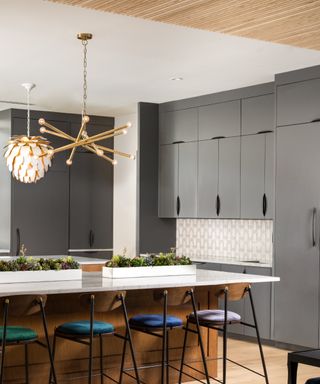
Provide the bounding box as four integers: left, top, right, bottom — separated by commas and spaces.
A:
176, 219, 273, 264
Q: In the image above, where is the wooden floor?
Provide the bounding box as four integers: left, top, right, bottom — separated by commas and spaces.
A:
186, 337, 320, 384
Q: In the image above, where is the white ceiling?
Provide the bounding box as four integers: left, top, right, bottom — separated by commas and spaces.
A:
1, 0, 320, 116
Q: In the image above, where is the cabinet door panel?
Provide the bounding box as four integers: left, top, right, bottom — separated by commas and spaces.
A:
12, 171, 69, 255
219, 137, 240, 218
264, 132, 274, 219
277, 79, 320, 126
242, 94, 274, 135
199, 100, 240, 140
198, 140, 218, 218
159, 108, 197, 144
275, 123, 320, 348
244, 267, 271, 339
158, 145, 178, 218
241, 135, 265, 219
178, 142, 197, 218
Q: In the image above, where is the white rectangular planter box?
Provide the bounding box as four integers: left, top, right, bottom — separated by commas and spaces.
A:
103, 264, 196, 279
0, 269, 82, 284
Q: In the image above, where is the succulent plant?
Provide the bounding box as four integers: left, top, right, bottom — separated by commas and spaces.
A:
0, 256, 80, 272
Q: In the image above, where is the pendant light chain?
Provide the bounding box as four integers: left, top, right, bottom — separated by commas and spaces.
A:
82, 39, 88, 117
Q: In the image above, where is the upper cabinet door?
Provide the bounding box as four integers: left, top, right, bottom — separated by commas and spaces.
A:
198, 100, 240, 140
241, 134, 265, 219
277, 78, 320, 126
219, 137, 241, 218
159, 108, 198, 144
178, 142, 198, 218
264, 132, 274, 219
158, 145, 179, 218
242, 94, 274, 135
198, 140, 218, 218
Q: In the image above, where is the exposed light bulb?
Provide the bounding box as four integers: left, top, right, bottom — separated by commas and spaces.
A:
126, 122, 132, 128
96, 149, 104, 156
129, 154, 135, 160
112, 159, 118, 165
122, 129, 127, 135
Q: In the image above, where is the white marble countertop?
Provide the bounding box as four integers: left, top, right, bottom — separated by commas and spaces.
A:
0, 255, 108, 265
0, 270, 280, 296
191, 258, 272, 268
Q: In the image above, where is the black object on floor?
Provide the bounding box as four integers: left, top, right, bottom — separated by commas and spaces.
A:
288, 349, 320, 384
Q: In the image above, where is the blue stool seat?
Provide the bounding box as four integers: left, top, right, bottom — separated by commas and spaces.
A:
0, 326, 37, 342
306, 379, 320, 384
189, 309, 241, 324
129, 314, 183, 329
56, 320, 114, 336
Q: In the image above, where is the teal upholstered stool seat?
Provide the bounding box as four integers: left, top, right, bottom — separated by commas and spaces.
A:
0, 326, 37, 342
56, 320, 114, 336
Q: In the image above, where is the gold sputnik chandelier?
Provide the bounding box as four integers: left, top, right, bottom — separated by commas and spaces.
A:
38, 33, 134, 168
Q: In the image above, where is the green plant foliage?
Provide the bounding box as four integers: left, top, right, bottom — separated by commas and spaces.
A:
0, 256, 80, 272
105, 250, 192, 268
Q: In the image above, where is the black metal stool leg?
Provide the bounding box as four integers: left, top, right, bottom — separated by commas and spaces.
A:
0, 299, 9, 384
119, 294, 140, 384
88, 295, 95, 384
166, 330, 169, 384
25, 344, 29, 384
119, 330, 128, 384
248, 287, 269, 384
38, 298, 58, 384
99, 334, 104, 384
189, 290, 210, 384
222, 288, 228, 384
48, 332, 57, 384
161, 291, 168, 384
178, 319, 189, 384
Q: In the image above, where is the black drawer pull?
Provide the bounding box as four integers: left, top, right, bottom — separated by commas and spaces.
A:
211, 136, 226, 140
89, 230, 95, 248
257, 130, 273, 134
216, 195, 221, 216
311, 118, 320, 123
172, 141, 185, 144
262, 193, 267, 217
176, 196, 181, 216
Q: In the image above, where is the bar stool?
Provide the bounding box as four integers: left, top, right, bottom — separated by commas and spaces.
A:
179, 283, 269, 384
50, 291, 140, 384
0, 294, 57, 384
127, 287, 207, 384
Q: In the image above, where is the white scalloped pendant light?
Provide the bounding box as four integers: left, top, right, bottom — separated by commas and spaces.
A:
4, 84, 53, 183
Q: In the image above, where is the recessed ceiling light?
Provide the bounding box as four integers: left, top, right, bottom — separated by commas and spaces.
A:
171, 77, 183, 81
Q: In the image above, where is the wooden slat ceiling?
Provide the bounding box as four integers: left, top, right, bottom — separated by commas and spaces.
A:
47, 0, 320, 50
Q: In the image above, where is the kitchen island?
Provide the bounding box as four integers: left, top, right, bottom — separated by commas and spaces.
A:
0, 268, 279, 383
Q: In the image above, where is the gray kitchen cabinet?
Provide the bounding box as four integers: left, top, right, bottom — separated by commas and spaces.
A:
159, 108, 198, 144
158, 145, 178, 217
198, 137, 240, 218
242, 94, 274, 135
69, 151, 113, 258
198, 140, 218, 218
198, 100, 240, 140
241, 132, 274, 219
277, 78, 320, 127
159, 142, 197, 218
196, 262, 221, 271
220, 264, 246, 335
275, 122, 320, 348
244, 266, 272, 339
178, 142, 198, 218
11, 171, 69, 255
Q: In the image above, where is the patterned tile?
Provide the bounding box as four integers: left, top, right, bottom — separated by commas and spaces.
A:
176, 219, 273, 264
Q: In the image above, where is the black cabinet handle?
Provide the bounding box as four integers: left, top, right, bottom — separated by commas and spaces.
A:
16, 228, 20, 256
216, 195, 221, 216
211, 136, 226, 140
257, 130, 273, 135
89, 230, 95, 248
311, 118, 320, 123
262, 194, 267, 217
176, 196, 181, 216
172, 141, 185, 145
312, 208, 317, 247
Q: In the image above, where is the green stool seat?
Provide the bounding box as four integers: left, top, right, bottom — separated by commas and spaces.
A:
57, 320, 114, 336
0, 326, 37, 342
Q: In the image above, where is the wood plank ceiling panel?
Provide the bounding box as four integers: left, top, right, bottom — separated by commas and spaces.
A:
47, 0, 320, 50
